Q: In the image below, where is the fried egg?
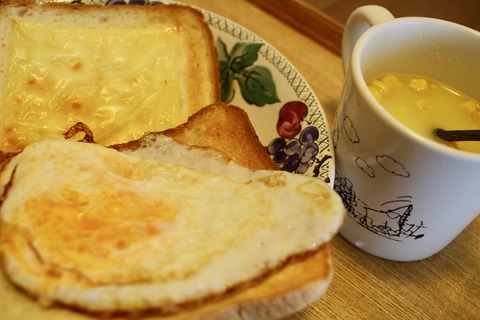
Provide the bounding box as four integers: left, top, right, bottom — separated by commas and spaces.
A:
0, 138, 344, 314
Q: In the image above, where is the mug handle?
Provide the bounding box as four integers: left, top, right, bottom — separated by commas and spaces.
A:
341, 5, 395, 74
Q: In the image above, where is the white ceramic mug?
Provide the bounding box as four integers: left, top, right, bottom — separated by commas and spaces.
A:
333, 5, 480, 261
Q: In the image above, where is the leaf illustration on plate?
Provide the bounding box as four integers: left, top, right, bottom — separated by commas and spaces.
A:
217, 37, 279, 106
229, 42, 263, 72
217, 38, 235, 103
235, 65, 278, 106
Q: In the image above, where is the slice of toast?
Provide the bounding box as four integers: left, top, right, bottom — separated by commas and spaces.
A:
108, 103, 336, 319
111, 102, 278, 171
0, 103, 343, 320
0, 0, 220, 152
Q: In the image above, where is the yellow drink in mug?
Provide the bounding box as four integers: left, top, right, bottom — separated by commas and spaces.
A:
334, 5, 480, 261
367, 74, 480, 153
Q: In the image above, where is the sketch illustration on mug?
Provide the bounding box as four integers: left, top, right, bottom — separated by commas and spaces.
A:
353, 155, 410, 179
334, 176, 426, 241
362, 197, 426, 240
333, 115, 426, 241
335, 115, 411, 178
342, 115, 359, 143
355, 157, 375, 177
376, 155, 410, 178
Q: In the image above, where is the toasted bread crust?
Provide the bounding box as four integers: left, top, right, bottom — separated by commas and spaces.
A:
162, 103, 278, 171
0, 245, 331, 320
159, 245, 332, 320
112, 103, 278, 171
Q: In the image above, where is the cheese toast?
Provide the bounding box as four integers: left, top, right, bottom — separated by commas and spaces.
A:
0, 0, 220, 152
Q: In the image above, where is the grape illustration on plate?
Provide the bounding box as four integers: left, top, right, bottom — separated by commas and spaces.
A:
267, 101, 320, 174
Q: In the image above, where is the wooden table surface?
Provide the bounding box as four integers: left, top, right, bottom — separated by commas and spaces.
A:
181, 1, 480, 319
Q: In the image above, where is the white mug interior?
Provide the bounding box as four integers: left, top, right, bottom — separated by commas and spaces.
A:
354, 17, 480, 105
351, 17, 480, 158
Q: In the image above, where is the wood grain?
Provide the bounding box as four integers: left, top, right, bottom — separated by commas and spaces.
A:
246, 0, 343, 55
304, 0, 480, 32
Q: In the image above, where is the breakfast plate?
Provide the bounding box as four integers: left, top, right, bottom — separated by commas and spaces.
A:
1, 3, 341, 319
39, 0, 335, 185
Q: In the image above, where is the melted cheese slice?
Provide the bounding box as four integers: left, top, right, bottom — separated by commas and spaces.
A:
0, 139, 344, 313
1, 20, 187, 152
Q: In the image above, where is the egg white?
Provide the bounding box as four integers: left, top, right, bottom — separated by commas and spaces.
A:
0, 138, 344, 313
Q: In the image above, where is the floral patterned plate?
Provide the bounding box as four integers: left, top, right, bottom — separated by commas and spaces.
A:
40, 0, 335, 185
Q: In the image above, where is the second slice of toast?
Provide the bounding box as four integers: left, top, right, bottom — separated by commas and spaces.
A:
112, 102, 278, 171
